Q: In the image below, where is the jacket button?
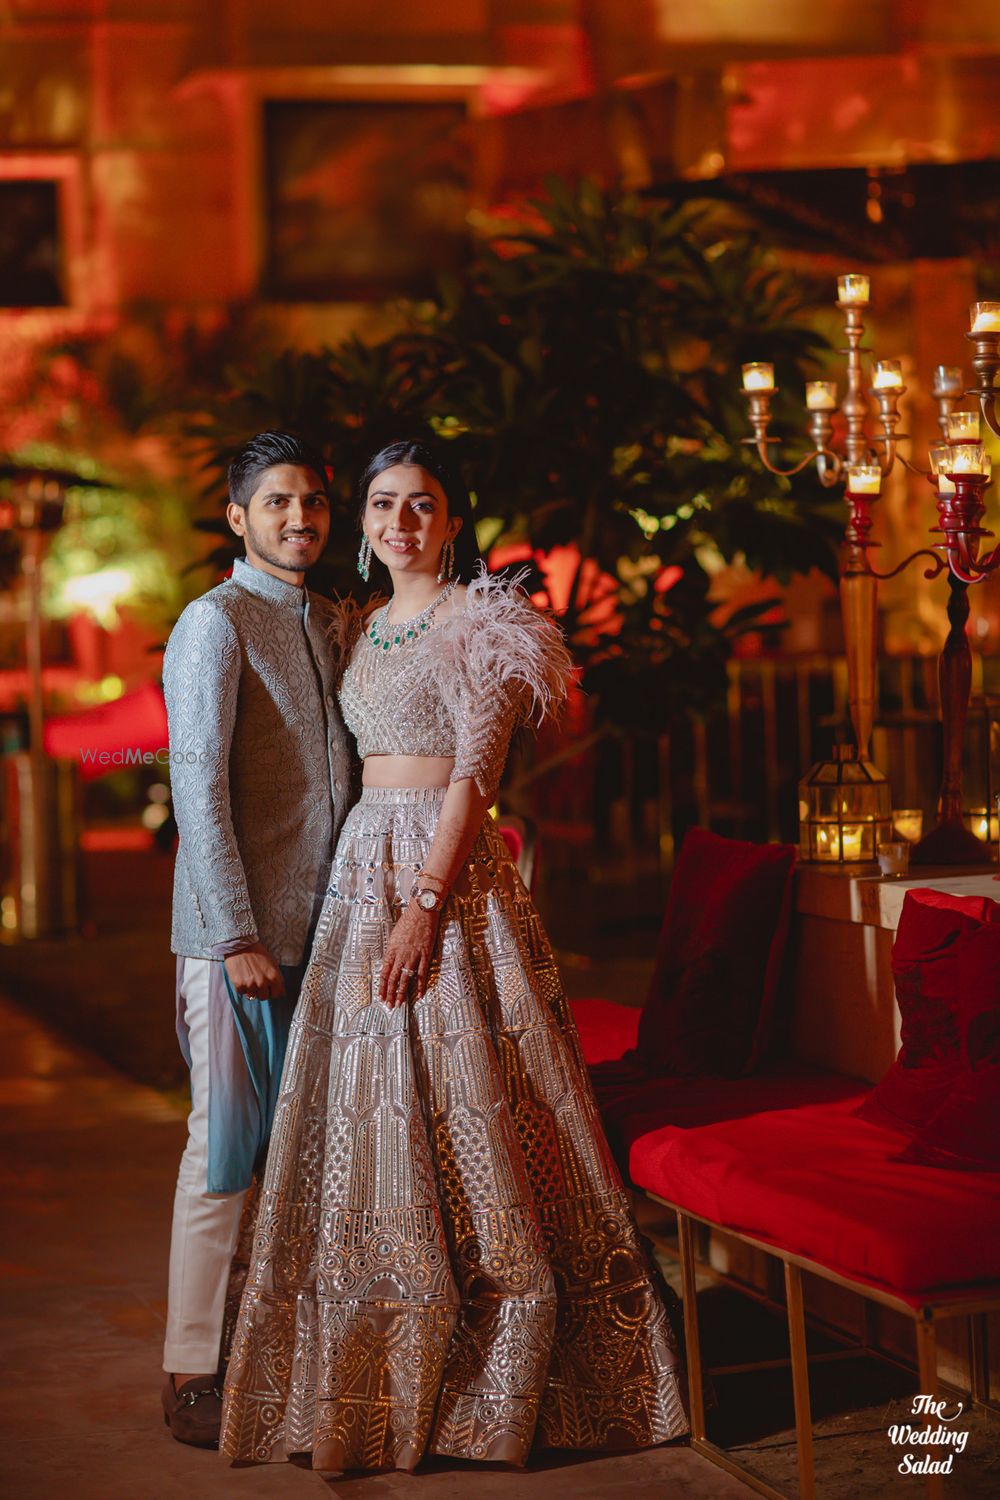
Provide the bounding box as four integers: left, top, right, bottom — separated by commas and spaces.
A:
325, 693, 335, 706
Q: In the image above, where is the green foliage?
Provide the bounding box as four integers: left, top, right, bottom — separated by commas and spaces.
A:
0, 323, 229, 622
44, 479, 190, 629
193, 180, 842, 726
5, 443, 191, 631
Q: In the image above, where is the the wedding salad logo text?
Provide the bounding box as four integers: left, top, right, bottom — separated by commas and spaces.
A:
888, 1395, 969, 1476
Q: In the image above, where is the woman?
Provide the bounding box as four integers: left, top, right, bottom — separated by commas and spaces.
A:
220, 438, 688, 1472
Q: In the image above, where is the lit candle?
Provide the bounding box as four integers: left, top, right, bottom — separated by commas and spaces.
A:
841, 825, 865, 861
892, 809, 923, 843
815, 825, 839, 860
846, 464, 882, 494
947, 411, 981, 442
837, 274, 870, 306
742, 362, 775, 392
964, 808, 990, 841
950, 443, 987, 475
873, 360, 903, 391
929, 446, 957, 495
932, 365, 964, 398
806, 380, 837, 411
970, 302, 1000, 334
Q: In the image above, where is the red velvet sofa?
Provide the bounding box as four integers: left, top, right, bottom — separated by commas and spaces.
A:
570, 835, 1000, 1500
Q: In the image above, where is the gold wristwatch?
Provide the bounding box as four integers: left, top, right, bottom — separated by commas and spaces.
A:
412, 874, 445, 911
412, 885, 442, 912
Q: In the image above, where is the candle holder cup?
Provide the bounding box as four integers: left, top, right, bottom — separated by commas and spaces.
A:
966, 303, 1000, 439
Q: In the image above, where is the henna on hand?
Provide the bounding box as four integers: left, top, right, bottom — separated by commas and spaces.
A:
380, 902, 440, 1007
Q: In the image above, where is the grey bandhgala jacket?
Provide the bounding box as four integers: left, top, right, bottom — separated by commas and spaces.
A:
162, 557, 353, 965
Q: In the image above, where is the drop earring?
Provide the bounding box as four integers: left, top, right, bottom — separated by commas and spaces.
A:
357, 533, 372, 582
437, 536, 455, 583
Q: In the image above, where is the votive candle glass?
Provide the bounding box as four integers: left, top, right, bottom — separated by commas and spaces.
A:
947, 411, 981, 442
838, 274, 870, 306
742, 363, 775, 392
873, 360, 903, 391
970, 302, 1000, 334
846, 464, 882, 494
806, 380, 837, 411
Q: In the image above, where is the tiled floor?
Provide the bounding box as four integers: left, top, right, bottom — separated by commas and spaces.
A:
6, 848, 994, 1497
0, 991, 755, 1500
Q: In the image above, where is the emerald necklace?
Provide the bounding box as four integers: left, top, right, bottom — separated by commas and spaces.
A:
367, 579, 458, 652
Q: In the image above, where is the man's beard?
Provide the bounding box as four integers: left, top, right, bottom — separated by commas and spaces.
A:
244, 518, 320, 572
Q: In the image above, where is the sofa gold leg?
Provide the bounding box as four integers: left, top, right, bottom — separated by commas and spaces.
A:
915, 1314, 938, 1399
969, 1312, 990, 1406
784, 1262, 816, 1500
678, 1211, 706, 1443
914, 1316, 945, 1500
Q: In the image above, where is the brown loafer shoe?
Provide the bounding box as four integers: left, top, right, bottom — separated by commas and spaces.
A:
161, 1374, 223, 1448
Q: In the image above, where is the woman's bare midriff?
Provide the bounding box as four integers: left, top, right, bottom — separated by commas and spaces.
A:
362, 754, 455, 788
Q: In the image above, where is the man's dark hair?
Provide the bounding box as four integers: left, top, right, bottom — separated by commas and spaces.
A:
227, 431, 329, 510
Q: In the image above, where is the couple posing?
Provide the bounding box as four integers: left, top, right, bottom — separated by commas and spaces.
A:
160, 429, 688, 1473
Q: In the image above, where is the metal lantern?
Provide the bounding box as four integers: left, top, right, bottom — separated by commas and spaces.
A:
798, 744, 893, 864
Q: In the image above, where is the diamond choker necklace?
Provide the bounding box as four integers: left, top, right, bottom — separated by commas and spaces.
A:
367, 579, 458, 652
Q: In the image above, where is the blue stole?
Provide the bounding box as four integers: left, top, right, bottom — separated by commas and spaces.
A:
205, 963, 303, 1194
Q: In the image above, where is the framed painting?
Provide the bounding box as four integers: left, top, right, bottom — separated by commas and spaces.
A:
0, 179, 63, 307
263, 99, 470, 301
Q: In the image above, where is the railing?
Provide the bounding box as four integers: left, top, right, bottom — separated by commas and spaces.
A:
521, 652, 1000, 871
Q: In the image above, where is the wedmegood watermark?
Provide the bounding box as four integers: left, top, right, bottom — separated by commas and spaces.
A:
79, 747, 208, 767
887, 1395, 969, 1477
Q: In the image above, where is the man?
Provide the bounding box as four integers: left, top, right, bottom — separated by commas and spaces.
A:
160, 431, 352, 1447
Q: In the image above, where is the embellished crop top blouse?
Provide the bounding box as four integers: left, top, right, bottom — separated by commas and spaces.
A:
336, 569, 573, 801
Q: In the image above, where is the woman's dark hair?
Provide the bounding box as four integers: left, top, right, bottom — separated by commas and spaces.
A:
357, 438, 483, 584
228, 430, 329, 510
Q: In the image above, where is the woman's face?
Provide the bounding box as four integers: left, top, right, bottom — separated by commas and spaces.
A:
363, 463, 461, 580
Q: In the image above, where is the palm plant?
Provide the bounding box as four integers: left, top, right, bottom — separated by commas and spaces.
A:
191, 179, 843, 727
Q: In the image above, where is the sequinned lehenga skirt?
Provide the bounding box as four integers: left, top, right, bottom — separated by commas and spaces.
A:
220, 787, 688, 1470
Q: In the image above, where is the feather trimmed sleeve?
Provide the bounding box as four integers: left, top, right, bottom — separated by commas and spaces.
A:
442, 570, 573, 800
323, 595, 368, 684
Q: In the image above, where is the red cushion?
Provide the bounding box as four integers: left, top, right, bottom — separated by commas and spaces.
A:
636, 829, 796, 1078
498, 825, 524, 865
896, 922, 1000, 1170
856, 889, 1000, 1138
570, 998, 641, 1065
898, 1063, 1000, 1171
587, 1056, 862, 1163
628, 1095, 1000, 1295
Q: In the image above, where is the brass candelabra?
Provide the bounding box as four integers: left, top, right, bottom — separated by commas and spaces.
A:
741, 285, 1000, 866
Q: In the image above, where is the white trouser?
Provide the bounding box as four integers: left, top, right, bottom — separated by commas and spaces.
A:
163, 956, 248, 1374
